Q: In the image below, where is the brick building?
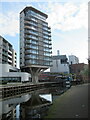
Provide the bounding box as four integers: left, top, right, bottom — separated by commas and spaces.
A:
69, 63, 86, 74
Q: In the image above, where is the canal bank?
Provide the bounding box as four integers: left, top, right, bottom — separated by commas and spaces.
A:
0, 86, 67, 119
0, 82, 63, 99
45, 83, 89, 118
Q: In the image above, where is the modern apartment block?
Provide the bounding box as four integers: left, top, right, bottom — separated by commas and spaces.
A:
20, 7, 52, 82
0, 36, 17, 67
50, 55, 69, 74
69, 55, 79, 65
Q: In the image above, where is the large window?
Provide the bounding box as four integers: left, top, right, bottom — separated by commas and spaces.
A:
0, 77, 21, 83
44, 57, 51, 61
43, 35, 49, 39
26, 10, 46, 21
44, 52, 51, 56
26, 49, 38, 54
25, 44, 38, 49
25, 54, 38, 59
44, 44, 49, 47
26, 59, 38, 64
44, 62, 50, 66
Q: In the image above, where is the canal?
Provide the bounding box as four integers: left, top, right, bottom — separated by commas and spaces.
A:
0, 86, 68, 119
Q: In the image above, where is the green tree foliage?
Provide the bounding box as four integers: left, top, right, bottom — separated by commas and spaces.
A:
80, 65, 88, 77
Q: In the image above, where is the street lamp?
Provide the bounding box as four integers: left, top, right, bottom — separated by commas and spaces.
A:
88, 57, 90, 83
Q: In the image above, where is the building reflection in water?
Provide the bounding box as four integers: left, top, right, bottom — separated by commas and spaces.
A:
20, 92, 52, 119
0, 94, 31, 120
0, 91, 52, 119
0, 87, 65, 119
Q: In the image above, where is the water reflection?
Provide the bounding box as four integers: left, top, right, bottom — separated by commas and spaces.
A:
16, 104, 20, 119
0, 87, 66, 119
20, 92, 52, 119
0, 94, 31, 120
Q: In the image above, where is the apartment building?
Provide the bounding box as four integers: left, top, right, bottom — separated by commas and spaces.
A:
20, 7, 52, 82
50, 55, 69, 74
0, 36, 17, 67
69, 55, 79, 65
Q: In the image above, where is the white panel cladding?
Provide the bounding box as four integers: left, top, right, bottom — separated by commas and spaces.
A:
0, 36, 17, 67
50, 59, 69, 73
0, 64, 18, 73
8, 59, 12, 63
0, 37, 2, 63
12, 49, 17, 67
0, 64, 31, 82
2, 72, 31, 82
69, 55, 79, 65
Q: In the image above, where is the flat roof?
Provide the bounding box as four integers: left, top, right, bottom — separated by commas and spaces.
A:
0, 35, 12, 47
52, 55, 67, 60
20, 6, 48, 18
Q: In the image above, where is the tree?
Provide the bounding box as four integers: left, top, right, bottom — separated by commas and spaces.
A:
80, 65, 88, 83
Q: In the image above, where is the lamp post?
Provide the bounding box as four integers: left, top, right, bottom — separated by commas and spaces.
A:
88, 57, 90, 83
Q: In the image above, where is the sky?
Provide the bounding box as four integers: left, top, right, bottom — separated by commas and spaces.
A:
0, 0, 89, 68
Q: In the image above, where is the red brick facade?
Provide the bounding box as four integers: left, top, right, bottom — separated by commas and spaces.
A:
69, 63, 86, 74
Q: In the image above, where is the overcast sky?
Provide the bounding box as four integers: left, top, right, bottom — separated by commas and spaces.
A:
0, 0, 89, 68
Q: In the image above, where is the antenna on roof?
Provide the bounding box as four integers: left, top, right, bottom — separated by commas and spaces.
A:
57, 50, 60, 56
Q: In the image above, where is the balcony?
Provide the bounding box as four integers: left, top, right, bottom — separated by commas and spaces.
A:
25, 55, 38, 60
25, 49, 38, 54
8, 54, 12, 59
24, 17, 37, 24
25, 35, 38, 41
25, 59, 39, 65
25, 45, 38, 50
8, 58, 12, 63
25, 41, 38, 46
2, 52, 8, 57
25, 29, 38, 36
24, 21, 37, 28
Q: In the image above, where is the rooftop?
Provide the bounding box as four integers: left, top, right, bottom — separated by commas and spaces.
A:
20, 6, 48, 18
52, 55, 67, 60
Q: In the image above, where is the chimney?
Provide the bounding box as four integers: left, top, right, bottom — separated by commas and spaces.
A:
57, 50, 60, 56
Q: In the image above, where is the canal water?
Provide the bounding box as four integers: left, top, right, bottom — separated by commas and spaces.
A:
0, 86, 67, 120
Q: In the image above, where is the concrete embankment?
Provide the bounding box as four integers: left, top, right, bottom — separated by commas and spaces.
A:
0, 82, 62, 99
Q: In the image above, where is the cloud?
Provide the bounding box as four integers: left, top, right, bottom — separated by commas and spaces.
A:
0, 2, 88, 36
1, 0, 89, 2
0, 12, 19, 36
1, 0, 39, 2
47, 3, 88, 31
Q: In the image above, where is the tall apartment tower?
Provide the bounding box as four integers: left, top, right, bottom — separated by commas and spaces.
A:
0, 36, 17, 67
20, 7, 52, 83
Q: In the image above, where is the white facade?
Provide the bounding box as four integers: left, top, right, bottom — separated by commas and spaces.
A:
50, 55, 69, 74
0, 64, 31, 82
69, 55, 79, 65
0, 36, 17, 67
0, 94, 31, 119
12, 49, 17, 67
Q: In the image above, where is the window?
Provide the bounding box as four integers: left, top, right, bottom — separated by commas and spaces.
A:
0, 77, 21, 82
44, 52, 51, 56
